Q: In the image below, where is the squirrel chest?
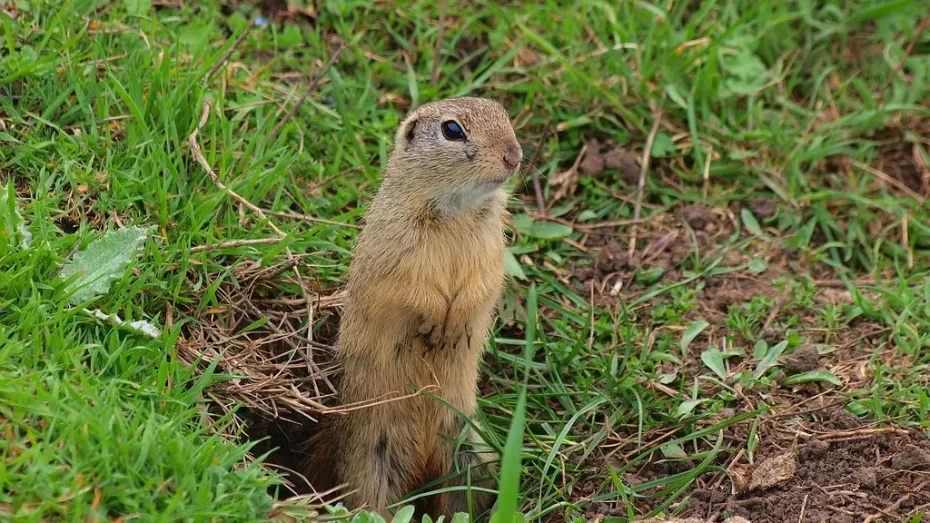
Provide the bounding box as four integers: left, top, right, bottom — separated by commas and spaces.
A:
401, 217, 505, 301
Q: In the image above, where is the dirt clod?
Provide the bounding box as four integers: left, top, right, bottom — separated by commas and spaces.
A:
680, 203, 716, 230
704, 422, 928, 522
799, 439, 830, 460
748, 450, 797, 492
826, 407, 862, 429
784, 344, 820, 374
579, 138, 639, 184
621, 406, 930, 523
750, 198, 777, 220
891, 443, 930, 470
851, 466, 878, 489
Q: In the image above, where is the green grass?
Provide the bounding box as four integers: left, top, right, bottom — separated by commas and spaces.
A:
3, 0, 930, 521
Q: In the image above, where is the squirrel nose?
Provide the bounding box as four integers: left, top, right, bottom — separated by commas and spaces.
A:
503, 143, 522, 171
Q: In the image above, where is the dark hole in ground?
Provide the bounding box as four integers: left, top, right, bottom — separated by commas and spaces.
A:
178, 262, 344, 501
232, 336, 342, 500
237, 322, 341, 500
238, 405, 324, 498
56, 216, 80, 234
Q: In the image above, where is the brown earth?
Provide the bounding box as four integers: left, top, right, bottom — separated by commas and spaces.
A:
624, 406, 930, 523
557, 192, 930, 523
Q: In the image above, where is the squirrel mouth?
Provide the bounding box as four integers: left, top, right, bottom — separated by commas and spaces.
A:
487, 169, 517, 186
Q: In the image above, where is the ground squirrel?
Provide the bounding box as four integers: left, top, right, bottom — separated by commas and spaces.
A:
305, 97, 522, 519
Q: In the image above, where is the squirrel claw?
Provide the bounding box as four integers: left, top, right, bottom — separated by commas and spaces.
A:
416, 316, 472, 353
416, 315, 441, 352
419, 325, 438, 353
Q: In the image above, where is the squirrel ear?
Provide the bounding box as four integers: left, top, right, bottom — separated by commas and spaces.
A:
402, 117, 418, 150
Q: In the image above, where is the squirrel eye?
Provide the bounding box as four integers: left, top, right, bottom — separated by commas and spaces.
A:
440, 120, 467, 141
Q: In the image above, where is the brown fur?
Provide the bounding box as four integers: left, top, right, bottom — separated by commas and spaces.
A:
305, 97, 522, 519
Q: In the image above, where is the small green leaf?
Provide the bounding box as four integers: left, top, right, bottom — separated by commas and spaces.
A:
650, 132, 676, 158
1, 182, 31, 251
722, 49, 770, 96
652, 352, 682, 365
660, 442, 687, 459
665, 85, 688, 109
721, 348, 745, 358
509, 214, 573, 239
548, 204, 574, 217
658, 371, 678, 384
59, 226, 151, 304
727, 149, 757, 160
635, 266, 665, 285
796, 219, 816, 249
509, 214, 534, 235
784, 371, 842, 387
747, 418, 760, 461
680, 319, 709, 357
528, 220, 573, 239
504, 250, 526, 280
727, 49, 767, 80
179, 22, 212, 54
741, 208, 764, 237
280, 25, 302, 47
675, 399, 705, 417
753, 340, 788, 379
576, 209, 597, 222
847, 402, 869, 416
748, 257, 768, 273
700, 348, 727, 379
227, 11, 249, 32
85, 309, 161, 338
390, 506, 415, 523
125, 0, 151, 15
752, 340, 768, 359
239, 317, 270, 334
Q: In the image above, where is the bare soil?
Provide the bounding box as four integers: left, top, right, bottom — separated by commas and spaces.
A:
560, 192, 930, 522
631, 406, 930, 523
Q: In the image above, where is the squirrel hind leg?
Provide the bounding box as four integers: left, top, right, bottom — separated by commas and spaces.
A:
301, 423, 339, 495
341, 423, 426, 517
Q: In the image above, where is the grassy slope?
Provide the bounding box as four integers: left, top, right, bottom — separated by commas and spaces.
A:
2, 0, 930, 521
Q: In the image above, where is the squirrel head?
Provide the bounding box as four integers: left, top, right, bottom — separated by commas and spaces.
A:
385, 97, 522, 216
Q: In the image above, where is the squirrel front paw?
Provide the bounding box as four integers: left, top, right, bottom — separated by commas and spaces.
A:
415, 316, 444, 352
415, 316, 469, 352
417, 321, 440, 352
442, 323, 469, 351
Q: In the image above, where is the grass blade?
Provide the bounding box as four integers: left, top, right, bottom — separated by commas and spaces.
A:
490, 285, 538, 523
